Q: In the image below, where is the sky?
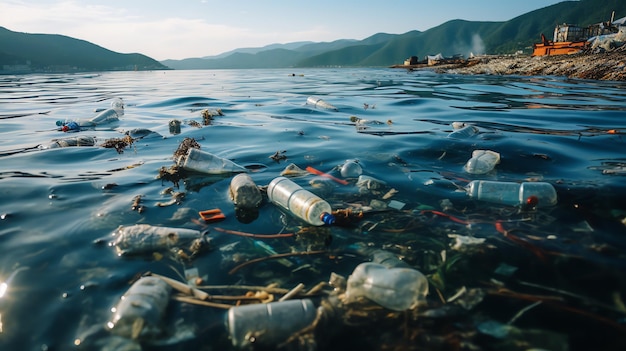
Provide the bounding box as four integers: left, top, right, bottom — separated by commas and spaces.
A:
0, 0, 565, 61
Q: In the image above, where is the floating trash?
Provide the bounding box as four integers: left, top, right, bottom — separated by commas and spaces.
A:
110, 224, 210, 257
107, 276, 171, 340
306, 96, 338, 111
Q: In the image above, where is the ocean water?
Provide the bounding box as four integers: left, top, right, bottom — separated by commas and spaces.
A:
0, 68, 625, 351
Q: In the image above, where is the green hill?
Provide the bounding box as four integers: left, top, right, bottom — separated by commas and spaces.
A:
163, 0, 626, 69
0, 27, 169, 73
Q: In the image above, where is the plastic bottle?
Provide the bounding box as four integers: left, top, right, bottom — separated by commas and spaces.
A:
56, 98, 124, 131
447, 124, 478, 139
306, 96, 338, 111
345, 262, 429, 311
176, 148, 248, 174
466, 180, 557, 207
229, 173, 262, 208
267, 176, 335, 226
227, 299, 317, 349
40, 136, 97, 149
464, 150, 501, 174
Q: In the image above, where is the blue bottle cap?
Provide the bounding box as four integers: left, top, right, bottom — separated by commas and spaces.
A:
320, 212, 335, 225
56, 120, 64, 126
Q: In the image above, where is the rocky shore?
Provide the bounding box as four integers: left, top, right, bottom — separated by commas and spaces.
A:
431, 51, 626, 81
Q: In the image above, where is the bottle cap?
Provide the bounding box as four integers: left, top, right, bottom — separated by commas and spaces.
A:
320, 212, 336, 225
56, 120, 63, 126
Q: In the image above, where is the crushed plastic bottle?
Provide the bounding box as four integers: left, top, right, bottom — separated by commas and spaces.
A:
306, 96, 338, 111
110, 224, 210, 256
229, 173, 262, 208
466, 180, 557, 207
267, 176, 335, 226
176, 148, 248, 174
464, 150, 501, 174
227, 299, 317, 349
345, 262, 429, 311
447, 124, 478, 139
107, 276, 171, 340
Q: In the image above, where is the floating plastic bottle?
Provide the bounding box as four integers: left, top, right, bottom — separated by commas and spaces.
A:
464, 150, 501, 174
306, 96, 338, 111
176, 148, 248, 174
39, 136, 97, 149
227, 299, 317, 349
229, 173, 262, 208
466, 180, 557, 207
56, 98, 123, 132
447, 124, 478, 139
107, 276, 171, 339
345, 262, 429, 311
110, 224, 209, 256
340, 159, 363, 178
267, 176, 335, 226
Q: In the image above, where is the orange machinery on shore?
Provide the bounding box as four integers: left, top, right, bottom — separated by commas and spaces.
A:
532, 33, 589, 56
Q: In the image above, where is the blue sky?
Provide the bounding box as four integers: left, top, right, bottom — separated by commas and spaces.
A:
0, 0, 565, 60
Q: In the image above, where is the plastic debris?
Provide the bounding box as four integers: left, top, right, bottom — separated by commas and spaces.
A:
279, 163, 308, 177
340, 159, 363, 178
107, 276, 171, 340
466, 180, 557, 207
344, 262, 429, 311
227, 299, 317, 349
229, 173, 262, 208
306, 96, 338, 111
110, 224, 210, 256
176, 148, 247, 174
447, 123, 479, 138
464, 149, 501, 174
448, 234, 487, 251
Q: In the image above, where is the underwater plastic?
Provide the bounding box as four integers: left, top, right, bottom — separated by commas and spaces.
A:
306, 96, 338, 111
107, 276, 171, 339
176, 148, 248, 174
345, 262, 429, 311
464, 150, 501, 174
267, 176, 335, 226
466, 180, 558, 207
227, 299, 317, 349
229, 173, 262, 208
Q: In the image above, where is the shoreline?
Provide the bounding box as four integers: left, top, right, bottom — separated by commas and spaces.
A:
395, 51, 626, 81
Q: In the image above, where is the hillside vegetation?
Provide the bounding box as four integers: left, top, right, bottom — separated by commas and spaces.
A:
163, 0, 626, 69
0, 27, 168, 73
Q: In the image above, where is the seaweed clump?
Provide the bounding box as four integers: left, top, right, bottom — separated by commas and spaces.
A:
100, 135, 135, 154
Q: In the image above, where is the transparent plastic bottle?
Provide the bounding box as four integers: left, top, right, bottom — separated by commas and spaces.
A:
267, 176, 335, 226
345, 262, 429, 311
306, 96, 338, 111
176, 148, 248, 174
227, 299, 317, 349
464, 150, 501, 174
229, 173, 262, 208
466, 180, 557, 207
447, 124, 478, 139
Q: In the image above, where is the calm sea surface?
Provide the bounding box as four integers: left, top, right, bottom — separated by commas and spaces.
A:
1, 68, 626, 350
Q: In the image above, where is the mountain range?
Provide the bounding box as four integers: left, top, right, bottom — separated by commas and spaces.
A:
1, 0, 624, 73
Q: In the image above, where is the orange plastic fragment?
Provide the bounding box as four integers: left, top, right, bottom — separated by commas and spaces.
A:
607, 129, 619, 134
305, 166, 349, 185
199, 208, 226, 222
